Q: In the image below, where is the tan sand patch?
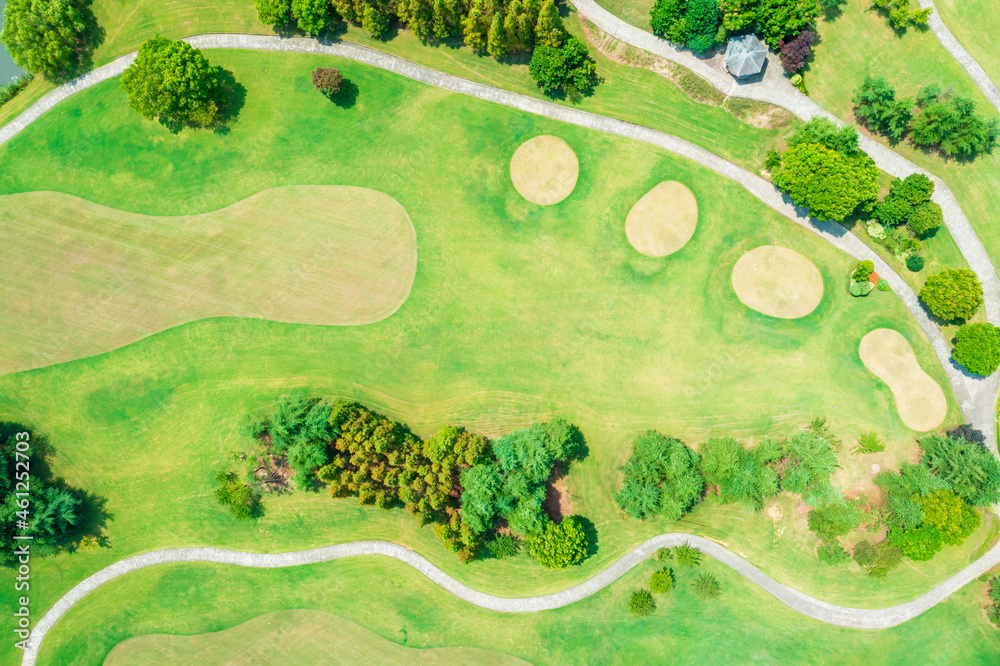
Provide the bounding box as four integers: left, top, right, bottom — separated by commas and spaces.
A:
859, 328, 947, 432
731, 245, 824, 318
0, 186, 417, 374
509, 135, 579, 205
625, 181, 698, 257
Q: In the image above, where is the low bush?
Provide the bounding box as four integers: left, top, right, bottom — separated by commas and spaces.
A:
692, 573, 722, 599
853, 540, 877, 566
850, 280, 873, 297
909, 202, 943, 237
675, 541, 703, 567
654, 547, 672, 562
877, 279, 890, 291
486, 533, 520, 559
817, 540, 851, 565
852, 431, 885, 454
852, 260, 875, 282
629, 588, 656, 616
952, 322, 1000, 376
527, 516, 588, 569
649, 567, 675, 593
905, 254, 925, 272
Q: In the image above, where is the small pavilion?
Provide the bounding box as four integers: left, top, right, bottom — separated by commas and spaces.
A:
724, 35, 768, 79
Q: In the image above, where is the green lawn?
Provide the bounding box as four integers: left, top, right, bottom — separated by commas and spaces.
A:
37, 556, 1000, 665
0, 48, 978, 665
934, 0, 1000, 92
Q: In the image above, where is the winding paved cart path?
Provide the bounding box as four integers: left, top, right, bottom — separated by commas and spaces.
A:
6, 32, 1000, 665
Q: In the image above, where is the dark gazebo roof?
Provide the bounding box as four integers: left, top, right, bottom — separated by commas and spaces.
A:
724, 34, 767, 79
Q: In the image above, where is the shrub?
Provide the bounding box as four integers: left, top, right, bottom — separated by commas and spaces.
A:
629, 588, 656, 616
909, 202, 943, 237
808, 497, 862, 542
214, 471, 263, 520
905, 254, 925, 272
615, 431, 703, 521
654, 547, 673, 562
877, 279, 890, 292
852, 431, 885, 454
817, 540, 851, 565
486, 533, 520, 559
312, 67, 343, 94
764, 148, 782, 172
919, 269, 983, 321
675, 541, 702, 567
692, 573, 722, 599
777, 29, 815, 74
650, 0, 721, 52
649, 567, 675, 593
853, 540, 878, 567
952, 322, 1000, 376
852, 260, 875, 282
867, 540, 903, 578
527, 516, 589, 568
888, 524, 944, 561
790, 73, 806, 93
0, 74, 32, 108
787, 117, 862, 156
528, 37, 597, 100
782, 430, 840, 492
850, 281, 873, 297
916, 489, 980, 546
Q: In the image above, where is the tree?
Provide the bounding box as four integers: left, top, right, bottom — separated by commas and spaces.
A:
459, 463, 508, 532
853, 540, 877, 566
486, 533, 520, 558
361, 4, 391, 37
756, 0, 818, 48
683, 0, 721, 53
256, 0, 292, 24
486, 12, 507, 57
527, 516, 589, 568
615, 431, 703, 521
817, 540, 850, 565
772, 142, 879, 222
528, 36, 597, 99
853, 75, 914, 142
698, 437, 779, 511
919, 434, 1000, 506
1, 0, 86, 78
675, 541, 703, 567
952, 322, 1000, 376
873, 173, 934, 228
918, 269, 983, 321
916, 489, 980, 545
650, 0, 687, 41
312, 67, 344, 94
781, 430, 840, 493
649, 567, 675, 593
910, 88, 999, 157
692, 572, 722, 599
629, 588, 656, 616
777, 29, 815, 74
534, 0, 564, 48
120, 36, 223, 127
908, 201, 942, 236
292, 0, 329, 33
889, 523, 944, 561
787, 117, 862, 156
214, 471, 263, 519
807, 496, 862, 542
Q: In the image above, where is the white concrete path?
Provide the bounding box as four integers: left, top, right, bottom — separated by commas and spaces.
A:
20, 532, 1000, 665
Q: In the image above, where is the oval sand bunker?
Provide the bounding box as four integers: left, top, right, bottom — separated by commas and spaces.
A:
510, 135, 579, 205
731, 245, 823, 318
859, 329, 947, 432
625, 181, 698, 257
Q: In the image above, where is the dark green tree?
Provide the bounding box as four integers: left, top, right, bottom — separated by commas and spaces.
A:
528, 36, 597, 99
214, 471, 263, 520
255, 0, 292, 24
615, 431, 703, 521
853, 75, 914, 142
1, 0, 87, 78
698, 437, 779, 511
919, 434, 1000, 506
910, 88, 999, 157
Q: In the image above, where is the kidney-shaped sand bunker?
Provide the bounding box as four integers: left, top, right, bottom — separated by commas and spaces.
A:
625, 181, 698, 257
509, 135, 579, 205
731, 245, 824, 319
859, 328, 947, 432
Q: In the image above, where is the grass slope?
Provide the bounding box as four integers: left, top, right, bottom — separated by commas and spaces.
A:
0, 51, 974, 665
39, 556, 1000, 665
105, 609, 529, 665
0, 186, 417, 374
932, 0, 1000, 93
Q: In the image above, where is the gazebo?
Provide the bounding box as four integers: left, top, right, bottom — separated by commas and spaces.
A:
724, 34, 767, 79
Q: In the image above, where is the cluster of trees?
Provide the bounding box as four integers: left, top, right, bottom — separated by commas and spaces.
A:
919, 268, 983, 321
767, 118, 880, 222
854, 76, 998, 157
0, 0, 96, 79
650, 0, 821, 55
1, 423, 90, 564
223, 397, 590, 565
870, 0, 931, 32
120, 36, 231, 129
255, 0, 596, 98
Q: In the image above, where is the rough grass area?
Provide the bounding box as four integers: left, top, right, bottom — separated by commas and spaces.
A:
859, 328, 948, 432
0, 186, 417, 374
105, 609, 528, 665
40, 557, 1000, 664
920, 0, 1000, 93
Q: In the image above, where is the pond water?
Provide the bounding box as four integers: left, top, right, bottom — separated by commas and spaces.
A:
0, 0, 26, 83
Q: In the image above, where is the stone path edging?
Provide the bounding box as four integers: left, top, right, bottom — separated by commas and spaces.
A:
20, 532, 1000, 665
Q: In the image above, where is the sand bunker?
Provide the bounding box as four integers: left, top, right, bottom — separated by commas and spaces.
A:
625, 181, 698, 257
859, 329, 947, 432
731, 246, 824, 318
509, 135, 579, 205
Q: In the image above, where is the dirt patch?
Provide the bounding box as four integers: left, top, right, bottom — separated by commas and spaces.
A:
859, 328, 947, 432
252, 454, 291, 492
625, 181, 698, 257
731, 245, 824, 319
509, 135, 579, 205
543, 476, 574, 524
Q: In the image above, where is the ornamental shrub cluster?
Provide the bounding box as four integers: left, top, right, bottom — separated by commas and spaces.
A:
854, 76, 998, 157
650, 0, 818, 54
919, 268, 983, 321
952, 322, 1000, 376
614, 431, 703, 521
776, 28, 814, 74
256, 0, 597, 98
770, 118, 880, 222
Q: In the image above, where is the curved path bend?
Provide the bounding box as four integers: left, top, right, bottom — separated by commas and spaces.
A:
0, 34, 993, 441
6, 33, 1000, 665
916, 0, 1000, 116
21, 533, 1000, 664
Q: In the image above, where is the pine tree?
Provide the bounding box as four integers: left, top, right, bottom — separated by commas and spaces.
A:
534, 0, 565, 48
503, 1, 522, 51
487, 12, 507, 56
432, 0, 451, 37
463, 0, 489, 50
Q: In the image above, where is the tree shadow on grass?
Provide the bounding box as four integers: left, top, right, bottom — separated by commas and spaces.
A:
323, 79, 360, 108
574, 515, 599, 560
